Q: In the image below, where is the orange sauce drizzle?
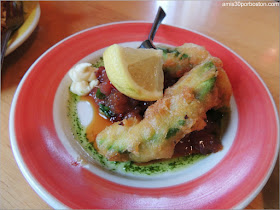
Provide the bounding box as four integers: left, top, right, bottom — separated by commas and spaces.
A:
80, 96, 112, 143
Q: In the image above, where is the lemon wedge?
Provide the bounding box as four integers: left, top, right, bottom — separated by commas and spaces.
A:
103, 44, 164, 101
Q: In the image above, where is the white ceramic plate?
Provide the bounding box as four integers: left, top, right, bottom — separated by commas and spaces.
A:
9, 22, 279, 209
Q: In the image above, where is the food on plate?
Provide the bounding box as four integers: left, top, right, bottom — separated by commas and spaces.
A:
69, 63, 99, 96
96, 60, 231, 162
161, 43, 212, 78
69, 43, 232, 164
103, 44, 164, 101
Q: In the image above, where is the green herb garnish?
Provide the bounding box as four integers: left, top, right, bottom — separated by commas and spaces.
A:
99, 104, 114, 118
178, 120, 186, 126
180, 53, 189, 60
158, 47, 169, 54
166, 128, 180, 139
158, 48, 181, 58
92, 57, 104, 68
96, 88, 106, 99
173, 49, 180, 57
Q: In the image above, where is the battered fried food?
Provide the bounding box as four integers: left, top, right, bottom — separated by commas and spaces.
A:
163, 43, 232, 108
162, 43, 213, 78
95, 46, 232, 163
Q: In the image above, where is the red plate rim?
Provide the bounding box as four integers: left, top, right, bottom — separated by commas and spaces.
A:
9, 21, 279, 209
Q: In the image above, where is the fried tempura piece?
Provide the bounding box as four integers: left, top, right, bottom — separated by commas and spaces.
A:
163, 43, 232, 107
162, 43, 212, 78
95, 59, 232, 163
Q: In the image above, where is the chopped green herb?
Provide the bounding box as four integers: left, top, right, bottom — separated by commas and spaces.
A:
174, 49, 180, 57
180, 53, 189, 60
178, 120, 186, 126
158, 47, 169, 54
92, 57, 104, 68
166, 128, 180, 139
99, 104, 114, 118
96, 88, 106, 99
158, 48, 180, 57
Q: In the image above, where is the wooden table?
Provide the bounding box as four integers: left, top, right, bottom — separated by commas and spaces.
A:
1, 1, 279, 209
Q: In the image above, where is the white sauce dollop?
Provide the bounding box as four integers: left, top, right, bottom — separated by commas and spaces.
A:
69, 63, 99, 96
